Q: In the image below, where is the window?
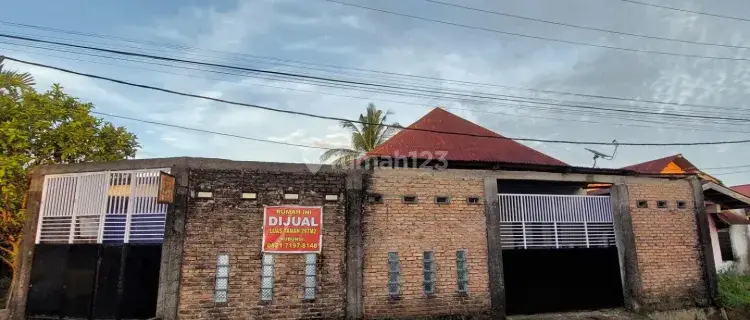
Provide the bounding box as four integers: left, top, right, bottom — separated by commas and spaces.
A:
677, 201, 687, 209
368, 193, 383, 204
423, 251, 435, 295
456, 250, 468, 294
467, 196, 480, 205
214, 254, 229, 303
303, 254, 317, 300
261, 254, 275, 301
387, 252, 400, 298
637, 200, 648, 208
718, 229, 735, 261
402, 195, 418, 204
435, 196, 451, 204
657, 200, 668, 208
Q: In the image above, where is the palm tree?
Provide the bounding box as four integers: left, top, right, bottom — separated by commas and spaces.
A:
320, 103, 401, 166
0, 57, 35, 89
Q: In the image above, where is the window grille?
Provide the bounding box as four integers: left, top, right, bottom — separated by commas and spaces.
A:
214, 254, 229, 303
261, 254, 275, 301
498, 194, 616, 249
423, 251, 435, 295
387, 252, 400, 298
718, 229, 735, 261
37, 169, 169, 244
303, 254, 317, 300
456, 250, 468, 294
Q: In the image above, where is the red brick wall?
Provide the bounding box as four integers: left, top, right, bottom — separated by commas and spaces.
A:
178, 169, 347, 320
627, 181, 708, 308
362, 168, 490, 318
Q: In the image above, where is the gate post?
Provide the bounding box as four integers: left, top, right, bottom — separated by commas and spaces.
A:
610, 184, 645, 312
484, 177, 506, 319
7, 173, 46, 320
155, 163, 189, 320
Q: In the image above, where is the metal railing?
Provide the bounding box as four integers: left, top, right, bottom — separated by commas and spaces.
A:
36, 169, 169, 244
498, 194, 616, 249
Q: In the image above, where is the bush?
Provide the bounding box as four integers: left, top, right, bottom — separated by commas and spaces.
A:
718, 271, 750, 309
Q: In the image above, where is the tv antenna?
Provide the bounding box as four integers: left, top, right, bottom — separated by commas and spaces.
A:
585, 140, 619, 168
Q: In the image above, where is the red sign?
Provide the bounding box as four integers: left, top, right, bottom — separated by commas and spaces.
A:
262, 206, 323, 253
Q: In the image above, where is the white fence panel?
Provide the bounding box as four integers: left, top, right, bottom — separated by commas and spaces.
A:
498, 194, 616, 249
37, 169, 169, 244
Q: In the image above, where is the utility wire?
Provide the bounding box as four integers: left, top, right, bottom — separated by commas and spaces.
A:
9, 43, 750, 135
5, 54, 750, 146
711, 168, 750, 176
4, 21, 750, 114
89, 111, 333, 150
424, 0, 750, 50
4, 33, 750, 123
319, 0, 750, 62
616, 0, 750, 23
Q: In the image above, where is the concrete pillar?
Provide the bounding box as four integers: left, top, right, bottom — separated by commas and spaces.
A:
155, 164, 190, 320
483, 177, 506, 319
345, 171, 365, 320
7, 174, 45, 320
689, 177, 719, 306
610, 184, 645, 312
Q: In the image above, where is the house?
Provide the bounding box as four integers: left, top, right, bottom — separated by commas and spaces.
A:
619, 155, 750, 274
8, 108, 720, 319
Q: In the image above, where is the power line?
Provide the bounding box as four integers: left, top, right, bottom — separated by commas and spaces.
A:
4, 21, 750, 114
711, 168, 750, 176
9, 43, 750, 136
319, 0, 750, 62
616, 0, 750, 23
701, 164, 750, 170
4, 34, 750, 124
5, 54, 750, 147
424, 0, 750, 50
90, 111, 333, 150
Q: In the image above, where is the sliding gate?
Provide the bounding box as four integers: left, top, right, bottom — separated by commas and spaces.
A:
27, 170, 169, 320
497, 194, 623, 314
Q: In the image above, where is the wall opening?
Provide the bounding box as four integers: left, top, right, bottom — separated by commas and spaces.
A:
503, 247, 624, 315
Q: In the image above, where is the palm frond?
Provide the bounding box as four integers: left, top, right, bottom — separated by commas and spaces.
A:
319, 148, 360, 165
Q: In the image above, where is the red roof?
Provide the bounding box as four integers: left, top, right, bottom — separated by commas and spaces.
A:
366, 108, 567, 166
733, 184, 750, 197
621, 154, 698, 174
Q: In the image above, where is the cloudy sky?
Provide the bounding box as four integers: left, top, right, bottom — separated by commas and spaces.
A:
2, 0, 750, 185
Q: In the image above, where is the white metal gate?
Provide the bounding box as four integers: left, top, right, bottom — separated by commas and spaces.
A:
36, 169, 169, 244
498, 194, 616, 249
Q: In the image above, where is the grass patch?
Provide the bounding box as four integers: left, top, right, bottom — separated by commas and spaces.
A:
718, 271, 750, 309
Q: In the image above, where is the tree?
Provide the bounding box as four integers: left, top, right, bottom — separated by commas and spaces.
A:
0, 61, 139, 276
319, 103, 400, 166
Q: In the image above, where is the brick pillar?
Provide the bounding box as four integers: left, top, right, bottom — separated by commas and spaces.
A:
155, 164, 190, 320
345, 171, 365, 320
610, 184, 645, 312
484, 177, 506, 319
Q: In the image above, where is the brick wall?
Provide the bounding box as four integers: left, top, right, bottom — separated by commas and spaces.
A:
363, 168, 490, 318
178, 169, 347, 320
627, 180, 708, 309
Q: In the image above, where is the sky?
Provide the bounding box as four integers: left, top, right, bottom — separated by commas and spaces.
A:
1, 0, 750, 185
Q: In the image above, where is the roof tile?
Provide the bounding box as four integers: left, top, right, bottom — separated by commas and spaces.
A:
366, 108, 567, 166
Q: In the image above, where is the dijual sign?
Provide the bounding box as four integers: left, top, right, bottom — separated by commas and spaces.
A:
262, 206, 323, 253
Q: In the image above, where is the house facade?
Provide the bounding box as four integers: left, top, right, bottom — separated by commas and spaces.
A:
8, 109, 720, 319
620, 155, 750, 275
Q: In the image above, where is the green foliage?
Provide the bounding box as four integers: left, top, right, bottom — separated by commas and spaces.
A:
319, 103, 401, 166
0, 60, 139, 274
718, 270, 750, 309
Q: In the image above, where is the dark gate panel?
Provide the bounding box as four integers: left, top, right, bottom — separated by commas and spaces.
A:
92, 245, 124, 319
62, 245, 99, 319
121, 245, 162, 319
27, 244, 163, 320
27, 244, 69, 318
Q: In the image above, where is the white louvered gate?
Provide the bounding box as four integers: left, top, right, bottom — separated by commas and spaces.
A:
498, 194, 616, 249
36, 169, 169, 244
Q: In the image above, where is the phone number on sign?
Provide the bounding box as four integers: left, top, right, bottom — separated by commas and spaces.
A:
265, 242, 319, 250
